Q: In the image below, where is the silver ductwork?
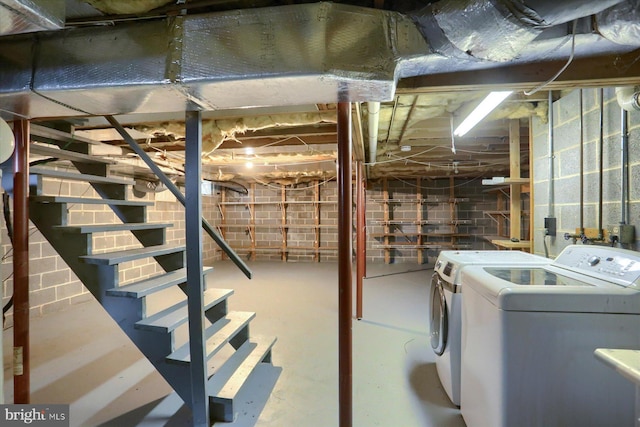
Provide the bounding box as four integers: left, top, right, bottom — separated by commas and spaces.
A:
0, 1, 637, 121
409, 0, 625, 62
595, 0, 640, 45
0, 3, 413, 120
0, 0, 65, 36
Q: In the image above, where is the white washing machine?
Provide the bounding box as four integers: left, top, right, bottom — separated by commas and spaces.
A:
430, 250, 550, 406
460, 245, 640, 427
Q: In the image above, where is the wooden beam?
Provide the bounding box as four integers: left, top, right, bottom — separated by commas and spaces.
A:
509, 119, 522, 240
352, 103, 366, 164
397, 50, 640, 94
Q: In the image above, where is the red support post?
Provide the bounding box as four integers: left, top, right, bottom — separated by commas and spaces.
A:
337, 102, 352, 427
13, 120, 30, 403
356, 161, 365, 320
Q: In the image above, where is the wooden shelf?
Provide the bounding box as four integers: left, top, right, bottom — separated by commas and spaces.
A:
490, 239, 532, 250
216, 224, 335, 229
219, 200, 337, 206
217, 181, 333, 262
369, 197, 468, 204
372, 177, 471, 264
482, 177, 530, 186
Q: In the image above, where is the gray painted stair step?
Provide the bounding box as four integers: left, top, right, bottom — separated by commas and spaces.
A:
135, 288, 233, 333
106, 266, 214, 298
30, 196, 153, 206
54, 222, 173, 234
31, 124, 103, 146
166, 311, 256, 365
30, 166, 134, 185
31, 144, 116, 164
79, 244, 185, 265
209, 335, 277, 422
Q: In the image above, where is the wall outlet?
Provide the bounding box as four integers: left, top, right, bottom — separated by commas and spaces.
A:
544, 217, 557, 237
608, 224, 635, 244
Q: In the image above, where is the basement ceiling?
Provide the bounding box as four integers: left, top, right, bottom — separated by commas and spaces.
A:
1, 0, 639, 185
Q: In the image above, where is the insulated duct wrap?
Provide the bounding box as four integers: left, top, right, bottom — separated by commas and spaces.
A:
411, 0, 544, 62
0, 3, 414, 119
409, 0, 625, 62
0, 0, 65, 36
596, 0, 640, 45
0, 1, 638, 120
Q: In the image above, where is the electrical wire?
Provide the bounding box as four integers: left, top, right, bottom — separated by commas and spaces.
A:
364, 146, 441, 166
524, 19, 578, 96
252, 176, 335, 191
390, 175, 484, 190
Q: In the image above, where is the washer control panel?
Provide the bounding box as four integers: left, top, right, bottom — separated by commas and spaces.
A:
555, 245, 640, 287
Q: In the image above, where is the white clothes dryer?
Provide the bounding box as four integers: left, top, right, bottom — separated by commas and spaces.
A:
430, 250, 550, 406
460, 245, 640, 427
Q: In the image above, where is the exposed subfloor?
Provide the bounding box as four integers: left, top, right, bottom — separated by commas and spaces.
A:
3, 261, 466, 427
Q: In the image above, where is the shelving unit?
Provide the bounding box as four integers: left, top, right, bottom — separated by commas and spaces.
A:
216, 181, 338, 261
483, 119, 532, 251
371, 177, 471, 264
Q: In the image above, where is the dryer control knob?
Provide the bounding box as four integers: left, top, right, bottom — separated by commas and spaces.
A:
587, 256, 601, 266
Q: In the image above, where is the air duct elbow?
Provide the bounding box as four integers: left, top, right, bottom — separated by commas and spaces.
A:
616, 87, 640, 111
595, 0, 640, 46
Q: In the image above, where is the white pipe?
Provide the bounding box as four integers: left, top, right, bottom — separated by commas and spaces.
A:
367, 102, 380, 165
615, 86, 640, 111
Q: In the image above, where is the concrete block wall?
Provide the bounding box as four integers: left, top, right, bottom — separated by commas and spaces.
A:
1, 177, 219, 325
532, 87, 640, 257
217, 181, 339, 262
365, 178, 497, 264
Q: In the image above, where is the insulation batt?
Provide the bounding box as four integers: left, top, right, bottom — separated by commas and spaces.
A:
83, 0, 174, 14
136, 112, 338, 155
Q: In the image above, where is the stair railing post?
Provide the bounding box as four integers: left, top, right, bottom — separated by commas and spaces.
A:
13, 119, 30, 403
185, 109, 209, 426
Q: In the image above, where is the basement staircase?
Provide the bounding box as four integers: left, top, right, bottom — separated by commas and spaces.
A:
21, 125, 277, 424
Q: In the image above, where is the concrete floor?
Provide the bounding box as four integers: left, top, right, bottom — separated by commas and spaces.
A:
3, 261, 466, 427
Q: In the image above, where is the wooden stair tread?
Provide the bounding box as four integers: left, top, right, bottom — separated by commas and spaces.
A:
135, 289, 233, 333
106, 266, 213, 298
31, 144, 116, 164
209, 335, 277, 422
30, 195, 153, 206
167, 311, 256, 365
30, 166, 134, 185
54, 222, 173, 234
79, 244, 185, 265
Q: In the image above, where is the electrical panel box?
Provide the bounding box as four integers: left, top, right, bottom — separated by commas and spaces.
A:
608, 224, 635, 244
544, 217, 557, 237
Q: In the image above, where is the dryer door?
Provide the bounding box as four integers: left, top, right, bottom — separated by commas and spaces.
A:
430, 272, 448, 356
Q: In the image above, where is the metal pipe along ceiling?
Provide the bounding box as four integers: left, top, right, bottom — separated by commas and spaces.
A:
0, 1, 638, 120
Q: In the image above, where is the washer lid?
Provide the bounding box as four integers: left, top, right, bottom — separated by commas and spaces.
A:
434, 250, 550, 283
461, 266, 640, 314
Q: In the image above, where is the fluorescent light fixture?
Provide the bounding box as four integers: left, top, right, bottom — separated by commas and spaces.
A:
454, 91, 513, 137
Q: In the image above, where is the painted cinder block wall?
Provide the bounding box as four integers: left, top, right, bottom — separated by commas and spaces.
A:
532, 87, 640, 257
365, 178, 499, 264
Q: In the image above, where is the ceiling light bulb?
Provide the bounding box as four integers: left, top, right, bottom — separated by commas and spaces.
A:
400, 145, 412, 152
454, 91, 513, 137
245, 147, 254, 155
245, 161, 253, 169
